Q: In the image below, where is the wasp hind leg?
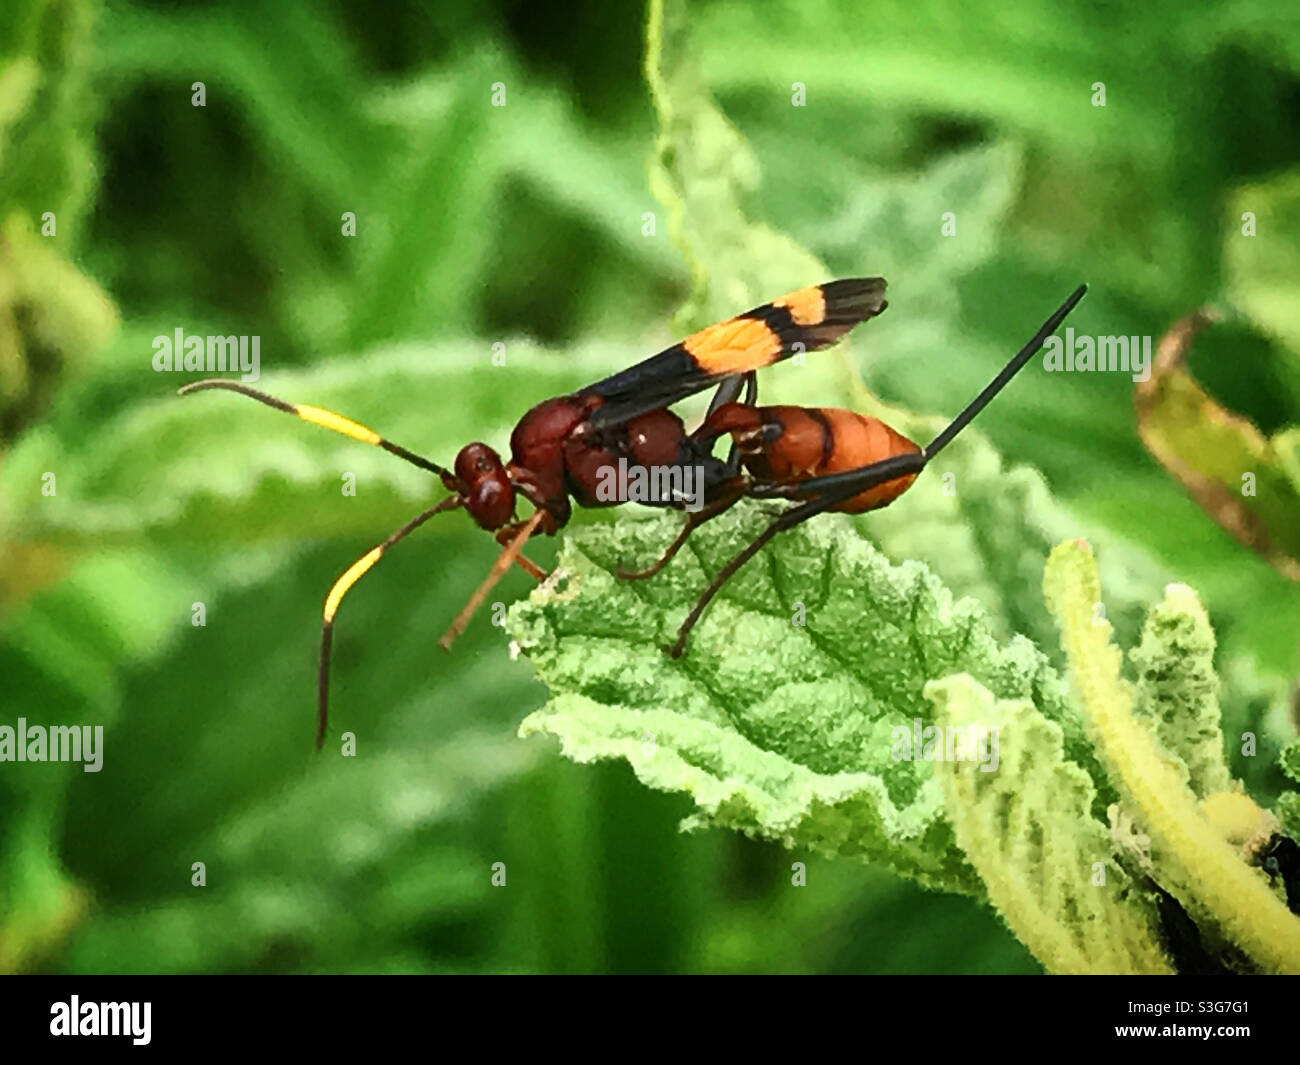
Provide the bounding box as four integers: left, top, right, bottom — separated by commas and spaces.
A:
615, 483, 745, 581
667, 454, 927, 658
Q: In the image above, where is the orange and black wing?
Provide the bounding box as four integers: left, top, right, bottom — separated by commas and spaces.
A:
581, 278, 887, 430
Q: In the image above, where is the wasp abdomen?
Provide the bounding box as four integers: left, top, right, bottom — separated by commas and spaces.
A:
708, 403, 921, 513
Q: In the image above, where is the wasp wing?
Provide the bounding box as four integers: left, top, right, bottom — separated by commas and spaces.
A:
580, 278, 887, 430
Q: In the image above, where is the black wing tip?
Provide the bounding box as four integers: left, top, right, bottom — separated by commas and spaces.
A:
820, 277, 888, 322
824, 276, 886, 291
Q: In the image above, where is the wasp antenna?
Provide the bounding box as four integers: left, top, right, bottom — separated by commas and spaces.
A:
316, 496, 463, 751
179, 379, 451, 478
924, 284, 1087, 459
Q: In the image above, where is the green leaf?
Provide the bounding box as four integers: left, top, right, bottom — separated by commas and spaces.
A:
1279, 741, 1300, 839
1281, 739, 1300, 785
1226, 170, 1300, 359
1129, 582, 1232, 799
1135, 309, 1300, 583
510, 503, 1100, 897
1279, 793, 1300, 840
926, 674, 1171, 975
1043, 539, 1300, 974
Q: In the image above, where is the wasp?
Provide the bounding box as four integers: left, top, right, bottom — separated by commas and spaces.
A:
184, 280, 1086, 744
181, 278, 894, 745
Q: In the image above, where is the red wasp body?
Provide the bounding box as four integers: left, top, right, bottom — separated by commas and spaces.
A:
702, 403, 921, 513
497, 395, 697, 529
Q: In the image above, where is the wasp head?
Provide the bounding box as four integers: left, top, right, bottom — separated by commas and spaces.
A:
453, 442, 514, 530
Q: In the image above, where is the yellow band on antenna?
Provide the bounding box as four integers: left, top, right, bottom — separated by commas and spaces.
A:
324, 547, 383, 621
296, 404, 382, 446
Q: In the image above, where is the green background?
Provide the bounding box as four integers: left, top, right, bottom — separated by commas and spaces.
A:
2, 0, 1299, 973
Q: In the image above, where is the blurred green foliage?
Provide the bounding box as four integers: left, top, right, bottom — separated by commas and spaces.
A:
1, 0, 1299, 973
